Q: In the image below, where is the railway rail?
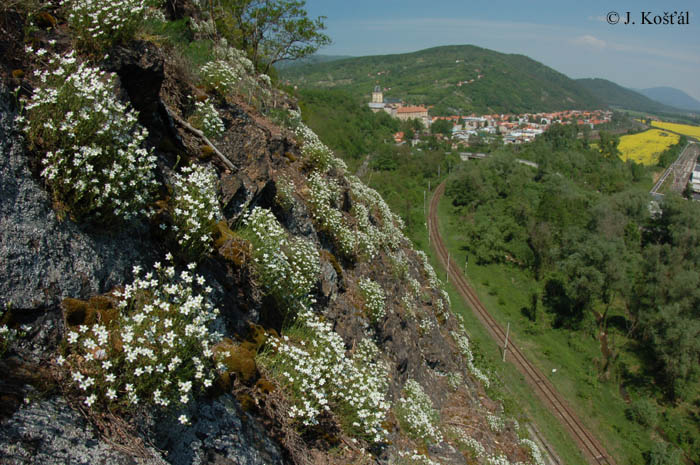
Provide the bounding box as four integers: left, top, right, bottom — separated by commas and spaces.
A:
429, 181, 616, 465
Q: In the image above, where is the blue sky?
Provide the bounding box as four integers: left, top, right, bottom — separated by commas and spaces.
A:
302, 0, 700, 101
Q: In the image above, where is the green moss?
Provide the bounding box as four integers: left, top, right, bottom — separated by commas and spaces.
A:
214, 221, 252, 266
213, 340, 258, 384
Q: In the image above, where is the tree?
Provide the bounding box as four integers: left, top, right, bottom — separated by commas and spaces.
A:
430, 118, 452, 137
598, 130, 620, 159
212, 0, 331, 73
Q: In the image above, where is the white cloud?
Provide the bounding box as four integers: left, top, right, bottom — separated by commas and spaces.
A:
587, 16, 607, 23
573, 35, 606, 49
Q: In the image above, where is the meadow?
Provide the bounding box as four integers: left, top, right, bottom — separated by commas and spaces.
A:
618, 129, 679, 165
651, 120, 700, 139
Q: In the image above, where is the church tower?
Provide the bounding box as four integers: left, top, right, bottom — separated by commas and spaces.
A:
371, 85, 383, 104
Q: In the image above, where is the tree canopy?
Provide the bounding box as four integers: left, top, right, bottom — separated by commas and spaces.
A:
212, 0, 331, 72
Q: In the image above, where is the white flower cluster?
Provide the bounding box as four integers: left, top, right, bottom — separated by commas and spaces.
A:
61, 0, 148, 50
63, 256, 220, 416
212, 40, 254, 74
521, 439, 545, 465
275, 175, 296, 212
407, 277, 422, 297
21, 49, 156, 221
306, 172, 356, 258
451, 330, 490, 388
0, 306, 18, 357
358, 278, 386, 323
396, 379, 443, 445
392, 451, 442, 465
190, 99, 225, 138
487, 455, 514, 465
447, 371, 463, 390
401, 294, 417, 319
171, 164, 222, 259
259, 74, 272, 87
260, 310, 390, 442
190, 18, 217, 39
295, 122, 334, 172
416, 251, 440, 289
487, 413, 505, 433
348, 175, 407, 253
418, 316, 435, 335
200, 60, 242, 96
389, 250, 410, 279
241, 207, 319, 309
451, 427, 526, 465
451, 427, 486, 458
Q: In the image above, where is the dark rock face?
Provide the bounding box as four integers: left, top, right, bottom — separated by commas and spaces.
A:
0, 397, 164, 465
152, 395, 287, 465
0, 79, 290, 464
0, 84, 154, 312
104, 41, 165, 127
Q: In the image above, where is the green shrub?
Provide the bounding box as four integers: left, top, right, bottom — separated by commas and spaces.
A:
625, 397, 658, 427
646, 441, 682, 465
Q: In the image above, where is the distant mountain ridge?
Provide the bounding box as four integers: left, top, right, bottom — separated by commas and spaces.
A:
280, 45, 604, 115
575, 78, 683, 114
638, 87, 700, 112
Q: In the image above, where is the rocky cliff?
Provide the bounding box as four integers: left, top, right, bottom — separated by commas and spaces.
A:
0, 3, 543, 464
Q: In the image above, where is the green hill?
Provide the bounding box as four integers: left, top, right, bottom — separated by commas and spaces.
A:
576, 78, 683, 114
280, 45, 604, 115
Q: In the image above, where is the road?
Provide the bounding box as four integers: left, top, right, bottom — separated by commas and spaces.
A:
428, 182, 616, 465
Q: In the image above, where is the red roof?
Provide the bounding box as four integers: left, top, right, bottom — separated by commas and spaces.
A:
397, 106, 428, 113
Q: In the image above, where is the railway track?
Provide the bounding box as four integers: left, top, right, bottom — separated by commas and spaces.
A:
428, 181, 616, 465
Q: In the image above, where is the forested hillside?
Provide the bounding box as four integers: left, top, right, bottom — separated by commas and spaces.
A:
281, 45, 604, 115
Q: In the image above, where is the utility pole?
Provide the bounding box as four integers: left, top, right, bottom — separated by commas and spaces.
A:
446, 252, 450, 283
503, 322, 510, 362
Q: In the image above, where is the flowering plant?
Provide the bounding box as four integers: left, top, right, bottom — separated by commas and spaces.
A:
61, 256, 221, 424
200, 60, 242, 96
240, 207, 319, 310
170, 164, 222, 260
258, 310, 390, 442
61, 0, 149, 52
395, 379, 443, 445
20, 49, 156, 222
358, 278, 386, 323
189, 99, 225, 138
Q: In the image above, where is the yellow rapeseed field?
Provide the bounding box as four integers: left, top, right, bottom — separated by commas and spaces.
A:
651, 121, 700, 139
618, 129, 679, 165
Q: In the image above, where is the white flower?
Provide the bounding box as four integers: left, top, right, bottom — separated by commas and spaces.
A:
178, 414, 189, 425
84, 394, 97, 407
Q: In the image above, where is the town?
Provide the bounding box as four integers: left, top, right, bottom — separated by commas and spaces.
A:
367, 85, 613, 146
